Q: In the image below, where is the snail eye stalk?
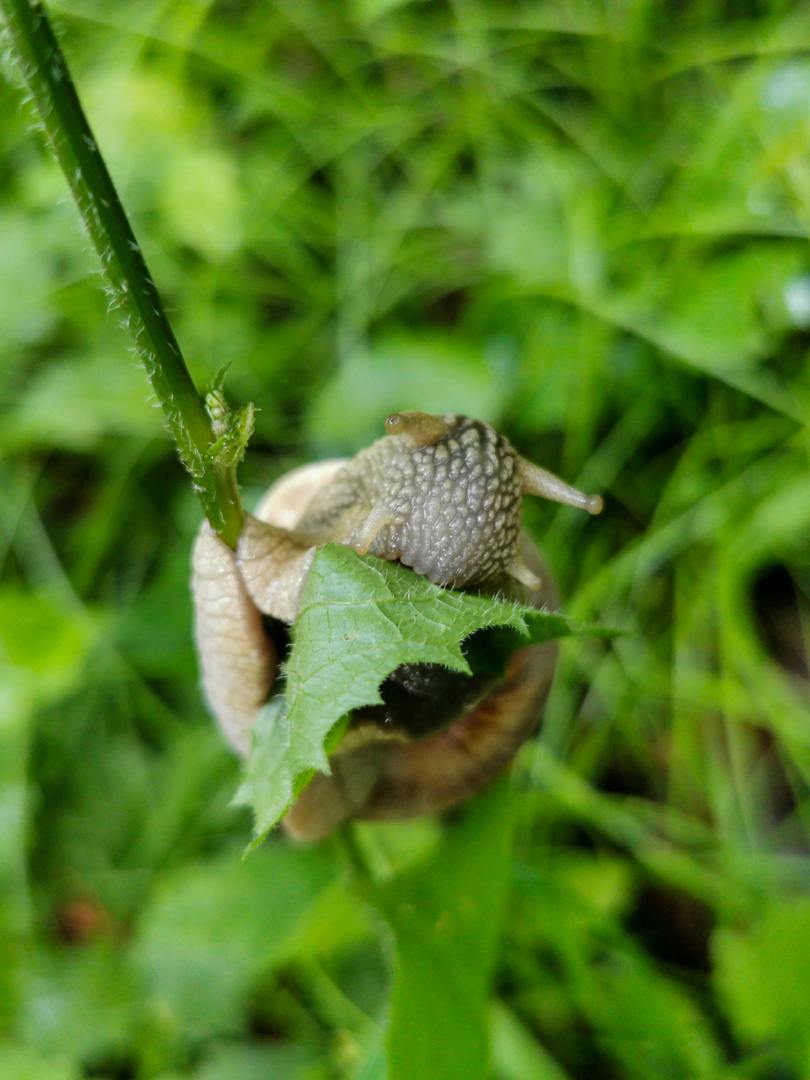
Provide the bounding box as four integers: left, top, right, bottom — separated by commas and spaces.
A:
384, 410, 450, 447
517, 458, 603, 515
384, 413, 405, 435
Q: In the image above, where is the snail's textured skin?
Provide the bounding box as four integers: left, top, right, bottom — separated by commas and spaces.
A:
190, 411, 603, 838
297, 414, 523, 588
236, 514, 315, 624
192, 522, 277, 757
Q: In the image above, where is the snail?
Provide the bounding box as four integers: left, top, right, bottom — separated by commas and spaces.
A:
191, 411, 602, 840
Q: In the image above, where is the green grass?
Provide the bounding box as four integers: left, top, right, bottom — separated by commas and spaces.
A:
2, 0, 810, 1077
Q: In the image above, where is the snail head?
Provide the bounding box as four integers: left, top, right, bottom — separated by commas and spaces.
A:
296, 410, 602, 592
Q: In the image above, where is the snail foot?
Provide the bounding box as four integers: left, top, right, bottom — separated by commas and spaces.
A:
236, 514, 316, 624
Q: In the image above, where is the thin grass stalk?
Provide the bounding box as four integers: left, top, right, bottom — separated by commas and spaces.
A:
0, 0, 243, 547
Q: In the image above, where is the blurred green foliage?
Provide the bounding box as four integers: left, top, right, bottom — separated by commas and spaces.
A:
2, 0, 810, 1076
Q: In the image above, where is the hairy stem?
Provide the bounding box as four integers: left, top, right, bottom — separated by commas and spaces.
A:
0, 0, 243, 548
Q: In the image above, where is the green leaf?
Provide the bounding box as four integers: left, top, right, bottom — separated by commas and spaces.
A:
714, 898, 810, 1065
204, 373, 255, 468
131, 842, 336, 1040
234, 697, 295, 841
582, 954, 724, 1079
362, 778, 516, 1080
237, 544, 599, 842
0, 1042, 80, 1080
0, 588, 92, 696
204, 402, 256, 467
20, 942, 139, 1064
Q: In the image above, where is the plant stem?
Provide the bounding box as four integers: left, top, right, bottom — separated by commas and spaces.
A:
0, 0, 243, 548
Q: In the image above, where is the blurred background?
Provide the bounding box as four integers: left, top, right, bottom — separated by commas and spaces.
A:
2, 0, 810, 1077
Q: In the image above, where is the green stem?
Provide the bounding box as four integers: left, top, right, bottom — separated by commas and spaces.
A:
0, 0, 243, 548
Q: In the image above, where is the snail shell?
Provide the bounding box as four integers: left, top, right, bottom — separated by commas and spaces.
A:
191, 411, 602, 839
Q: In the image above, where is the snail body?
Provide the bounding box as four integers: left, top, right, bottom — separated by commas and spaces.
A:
191, 411, 602, 839
293, 411, 601, 590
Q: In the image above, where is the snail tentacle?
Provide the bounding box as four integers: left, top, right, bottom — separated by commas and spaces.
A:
517, 456, 603, 515
505, 555, 542, 591
351, 502, 399, 556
